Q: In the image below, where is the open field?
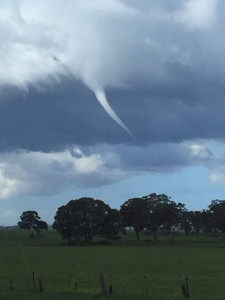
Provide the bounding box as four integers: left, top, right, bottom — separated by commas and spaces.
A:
0, 230, 224, 299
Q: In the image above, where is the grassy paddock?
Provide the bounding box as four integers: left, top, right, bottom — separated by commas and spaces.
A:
0, 230, 224, 299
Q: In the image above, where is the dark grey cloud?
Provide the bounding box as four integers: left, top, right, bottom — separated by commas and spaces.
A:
0, 81, 130, 151
1, 0, 225, 199
1, 72, 225, 151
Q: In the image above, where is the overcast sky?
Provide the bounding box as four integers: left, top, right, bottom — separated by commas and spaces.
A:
0, 0, 225, 225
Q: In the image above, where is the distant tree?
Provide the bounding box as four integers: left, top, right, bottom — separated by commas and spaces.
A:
191, 211, 204, 234
201, 209, 214, 234
142, 193, 167, 239
182, 211, 193, 235
160, 201, 186, 237
143, 193, 186, 240
36, 220, 48, 234
53, 197, 111, 244
18, 211, 48, 237
120, 198, 149, 241
208, 200, 225, 236
182, 211, 203, 235
100, 209, 123, 239
120, 194, 186, 241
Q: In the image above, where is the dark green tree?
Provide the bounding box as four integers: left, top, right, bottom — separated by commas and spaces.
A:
36, 220, 48, 233
208, 200, 225, 236
143, 193, 186, 240
201, 209, 214, 234
120, 198, 149, 241
181, 211, 193, 235
18, 211, 48, 237
182, 211, 203, 235
53, 197, 111, 243
100, 209, 123, 239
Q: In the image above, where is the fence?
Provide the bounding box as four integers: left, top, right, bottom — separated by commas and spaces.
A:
0, 273, 193, 300
0, 271, 115, 298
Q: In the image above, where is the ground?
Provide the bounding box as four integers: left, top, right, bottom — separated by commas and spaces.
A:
0, 229, 224, 299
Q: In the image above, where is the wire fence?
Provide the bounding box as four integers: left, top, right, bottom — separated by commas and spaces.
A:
0, 272, 109, 296
0, 274, 79, 292
0, 273, 198, 300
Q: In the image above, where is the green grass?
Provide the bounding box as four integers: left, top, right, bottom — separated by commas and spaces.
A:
0, 230, 224, 299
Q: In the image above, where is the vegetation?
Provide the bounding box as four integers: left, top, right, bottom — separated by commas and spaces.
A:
18, 211, 48, 238
52, 197, 116, 243
51, 194, 225, 243
8, 194, 225, 299
0, 229, 224, 299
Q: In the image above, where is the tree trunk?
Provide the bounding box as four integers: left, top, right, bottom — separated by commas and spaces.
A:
35, 228, 40, 238
136, 231, 140, 241
85, 235, 93, 243
153, 230, 157, 241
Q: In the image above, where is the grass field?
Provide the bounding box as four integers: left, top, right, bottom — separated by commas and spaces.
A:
0, 230, 224, 299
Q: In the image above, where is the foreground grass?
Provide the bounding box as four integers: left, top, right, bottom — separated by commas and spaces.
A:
0, 230, 224, 299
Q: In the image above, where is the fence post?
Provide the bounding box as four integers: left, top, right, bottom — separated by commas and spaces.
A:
99, 273, 108, 295
32, 271, 35, 291
38, 278, 44, 293
186, 277, 189, 297
109, 284, 113, 295
181, 277, 190, 299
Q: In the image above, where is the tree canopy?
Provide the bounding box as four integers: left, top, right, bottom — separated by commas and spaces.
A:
18, 195, 225, 245
53, 197, 114, 243
121, 194, 187, 240
120, 198, 149, 241
18, 211, 48, 237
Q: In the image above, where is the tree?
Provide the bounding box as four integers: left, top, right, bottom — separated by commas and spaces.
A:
100, 209, 123, 239
53, 197, 111, 244
201, 209, 214, 234
159, 201, 186, 237
36, 220, 48, 233
142, 193, 167, 239
120, 198, 149, 241
208, 200, 225, 236
182, 211, 203, 235
18, 211, 48, 237
181, 211, 193, 235
142, 193, 186, 240
120, 194, 186, 241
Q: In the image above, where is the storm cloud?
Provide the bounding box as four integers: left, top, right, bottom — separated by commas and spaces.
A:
1, 0, 225, 198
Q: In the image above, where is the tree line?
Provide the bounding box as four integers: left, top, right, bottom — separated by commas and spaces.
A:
18, 194, 225, 243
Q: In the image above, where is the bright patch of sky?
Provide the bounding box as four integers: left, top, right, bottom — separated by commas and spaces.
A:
0, 163, 224, 226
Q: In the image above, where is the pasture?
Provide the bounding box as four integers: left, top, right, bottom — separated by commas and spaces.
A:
0, 229, 224, 299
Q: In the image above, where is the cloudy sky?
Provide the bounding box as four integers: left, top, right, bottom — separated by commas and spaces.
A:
0, 0, 225, 225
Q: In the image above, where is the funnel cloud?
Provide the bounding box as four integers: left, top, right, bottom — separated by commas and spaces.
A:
94, 89, 134, 138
